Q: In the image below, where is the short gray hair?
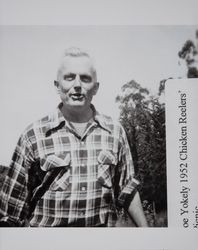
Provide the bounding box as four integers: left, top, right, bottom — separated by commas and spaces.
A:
57, 47, 97, 81
64, 47, 91, 58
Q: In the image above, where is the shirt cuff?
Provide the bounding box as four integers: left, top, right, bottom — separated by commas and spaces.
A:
116, 177, 140, 210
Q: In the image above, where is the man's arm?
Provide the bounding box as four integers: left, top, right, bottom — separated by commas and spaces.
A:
116, 124, 148, 227
127, 191, 148, 227
0, 133, 34, 226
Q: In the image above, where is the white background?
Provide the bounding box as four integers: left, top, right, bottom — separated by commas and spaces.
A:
166, 79, 198, 229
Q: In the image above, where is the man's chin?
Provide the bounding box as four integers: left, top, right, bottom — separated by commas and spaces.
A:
69, 101, 86, 106
63, 101, 88, 110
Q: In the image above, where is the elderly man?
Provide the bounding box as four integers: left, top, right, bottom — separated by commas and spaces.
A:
0, 47, 148, 227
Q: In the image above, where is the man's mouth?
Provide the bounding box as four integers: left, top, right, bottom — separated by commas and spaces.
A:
70, 93, 85, 101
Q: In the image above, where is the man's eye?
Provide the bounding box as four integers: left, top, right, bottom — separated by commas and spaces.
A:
80, 75, 92, 83
64, 74, 76, 81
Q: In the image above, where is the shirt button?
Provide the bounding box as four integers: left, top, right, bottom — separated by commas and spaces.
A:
81, 141, 85, 146
80, 212, 85, 216
81, 164, 85, 167
81, 186, 86, 191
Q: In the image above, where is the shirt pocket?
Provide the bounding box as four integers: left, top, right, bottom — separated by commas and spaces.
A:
97, 150, 117, 189
40, 153, 71, 191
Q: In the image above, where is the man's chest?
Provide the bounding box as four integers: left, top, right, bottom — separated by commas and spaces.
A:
34, 126, 119, 163
30, 127, 120, 192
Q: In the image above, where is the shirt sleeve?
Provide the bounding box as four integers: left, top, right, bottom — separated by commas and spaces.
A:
0, 132, 34, 226
115, 124, 140, 210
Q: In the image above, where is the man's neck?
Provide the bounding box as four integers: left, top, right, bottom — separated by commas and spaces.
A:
61, 105, 93, 123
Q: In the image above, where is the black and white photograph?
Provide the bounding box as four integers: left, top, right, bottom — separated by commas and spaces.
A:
0, 25, 197, 228
0, 0, 198, 249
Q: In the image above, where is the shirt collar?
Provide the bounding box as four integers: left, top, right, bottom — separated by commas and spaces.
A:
45, 103, 111, 137
92, 105, 111, 133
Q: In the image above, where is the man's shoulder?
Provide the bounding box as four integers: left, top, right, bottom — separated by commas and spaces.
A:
22, 111, 56, 139
96, 112, 124, 133
97, 113, 119, 124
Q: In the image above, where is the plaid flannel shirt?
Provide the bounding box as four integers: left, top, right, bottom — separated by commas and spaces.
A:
0, 104, 139, 227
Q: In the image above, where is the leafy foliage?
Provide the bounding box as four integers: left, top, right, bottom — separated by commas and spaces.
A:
116, 80, 167, 212
159, 30, 198, 98
178, 30, 198, 78
0, 165, 8, 190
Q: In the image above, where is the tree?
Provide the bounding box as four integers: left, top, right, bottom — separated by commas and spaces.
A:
178, 30, 198, 78
116, 80, 167, 212
0, 165, 8, 190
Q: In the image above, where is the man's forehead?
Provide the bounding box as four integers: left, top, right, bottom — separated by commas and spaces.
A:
57, 55, 97, 80
60, 56, 94, 71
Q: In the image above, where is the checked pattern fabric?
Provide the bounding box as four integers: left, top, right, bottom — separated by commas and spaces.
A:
0, 104, 139, 227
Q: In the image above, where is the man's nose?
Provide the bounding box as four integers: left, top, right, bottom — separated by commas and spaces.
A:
73, 75, 81, 87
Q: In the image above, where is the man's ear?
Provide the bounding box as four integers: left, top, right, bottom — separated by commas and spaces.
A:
54, 80, 59, 88
54, 80, 60, 94
93, 82, 99, 95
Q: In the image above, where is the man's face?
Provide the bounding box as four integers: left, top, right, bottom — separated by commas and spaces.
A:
55, 56, 99, 111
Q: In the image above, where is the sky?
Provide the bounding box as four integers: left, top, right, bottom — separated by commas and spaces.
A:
0, 25, 197, 165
